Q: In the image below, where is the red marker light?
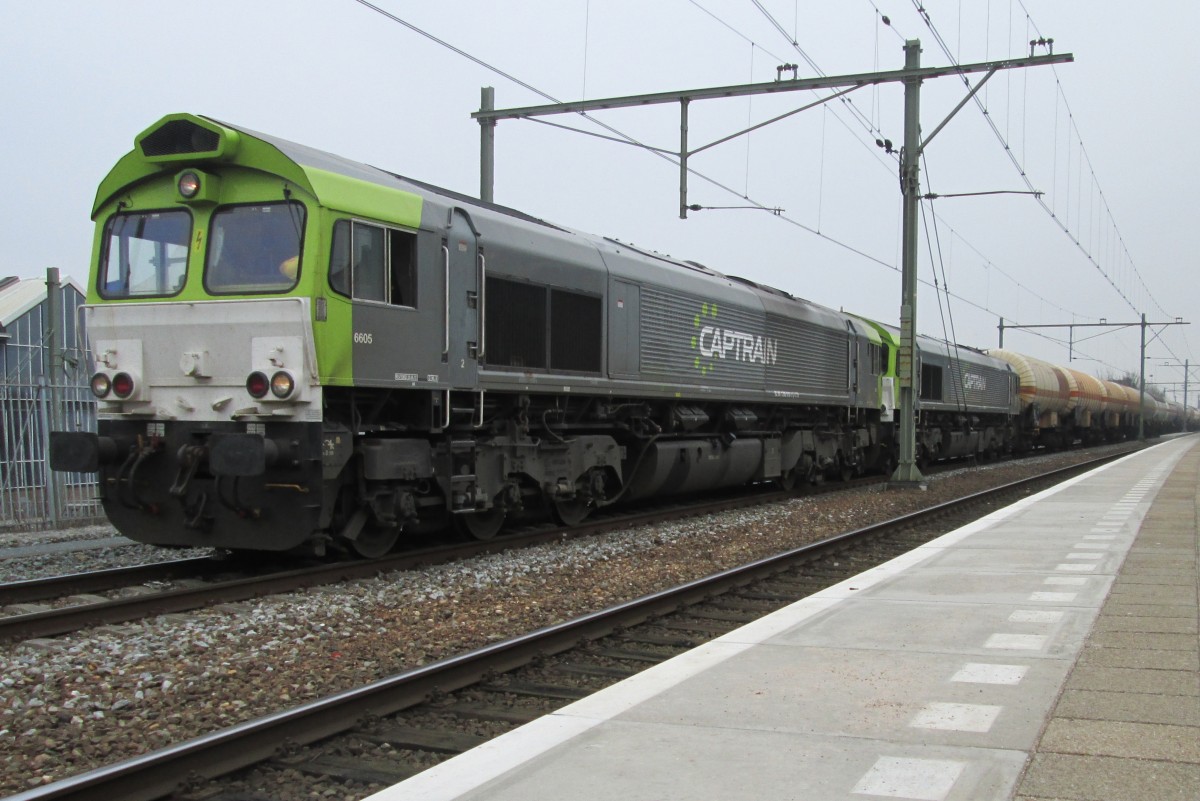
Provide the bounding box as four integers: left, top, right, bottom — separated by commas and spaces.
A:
112, 372, 135, 399
246, 371, 269, 399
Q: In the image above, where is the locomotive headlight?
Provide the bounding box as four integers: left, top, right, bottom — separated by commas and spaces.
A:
246, 371, 270, 399
111, 372, 136, 399
90, 373, 112, 399
177, 171, 201, 199
269, 370, 295, 399
174, 168, 220, 204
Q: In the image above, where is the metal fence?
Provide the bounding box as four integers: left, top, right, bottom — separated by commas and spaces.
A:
1, 272, 102, 531
0, 380, 100, 530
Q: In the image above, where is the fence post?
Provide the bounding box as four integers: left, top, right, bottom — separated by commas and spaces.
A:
43, 268, 64, 528
37, 375, 60, 527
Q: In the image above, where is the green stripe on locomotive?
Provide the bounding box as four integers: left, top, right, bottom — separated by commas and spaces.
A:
848, 313, 900, 402
86, 113, 425, 387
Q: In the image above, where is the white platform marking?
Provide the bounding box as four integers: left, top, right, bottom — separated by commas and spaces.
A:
852, 756, 965, 800
910, 702, 1002, 733
1009, 609, 1064, 623
1073, 543, 1110, 550
1044, 576, 1088, 585
1066, 552, 1104, 560
985, 633, 1048, 650
951, 663, 1028, 685
1029, 591, 1077, 602
1083, 535, 1116, 541
1056, 563, 1098, 572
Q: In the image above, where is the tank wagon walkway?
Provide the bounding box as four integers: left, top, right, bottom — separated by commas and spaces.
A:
368, 436, 1200, 801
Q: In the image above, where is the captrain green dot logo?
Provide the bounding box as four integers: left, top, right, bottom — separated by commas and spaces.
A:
691, 302, 719, 375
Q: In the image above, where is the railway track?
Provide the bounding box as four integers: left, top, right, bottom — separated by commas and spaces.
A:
0, 469, 879, 643
5, 450, 1127, 801
0, 557, 219, 606
0, 446, 1137, 643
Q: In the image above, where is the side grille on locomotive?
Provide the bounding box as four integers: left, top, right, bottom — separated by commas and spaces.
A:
549, 288, 601, 373
486, 278, 547, 369
485, 277, 602, 374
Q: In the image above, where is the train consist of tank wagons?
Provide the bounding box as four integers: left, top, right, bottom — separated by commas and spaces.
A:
49, 114, 1174, 558
984, 349, 1183, 446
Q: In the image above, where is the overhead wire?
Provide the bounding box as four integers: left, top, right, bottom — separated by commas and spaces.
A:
909, 0, 1158, 322
350, 0, 1157, 370
935, 0, 1188, 377
745, 43, 755, 198
865, 0, 907, 41
1021, 9, 1191, 386
690, 0, 898, 177
687, 0, 788, 62
748, 0, 895, 145
904, 2, 1156, 372
1016, 0, 1167, 320
920, 152, 973, 410
747, 0, 1104, 337
350, 0, 560, 105
350, 0, 904, 276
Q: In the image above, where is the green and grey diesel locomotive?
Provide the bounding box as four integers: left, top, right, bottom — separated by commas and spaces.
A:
50, 114, 1173, 558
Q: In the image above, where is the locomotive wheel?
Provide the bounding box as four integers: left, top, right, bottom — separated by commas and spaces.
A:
453, 507, 506, 541
777, 469, 799, 492
551, 496, 592, 527
352, 525, 399, 558
838, 453, 853, 483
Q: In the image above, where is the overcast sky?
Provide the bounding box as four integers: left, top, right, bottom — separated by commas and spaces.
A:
3, 1, 1196, 397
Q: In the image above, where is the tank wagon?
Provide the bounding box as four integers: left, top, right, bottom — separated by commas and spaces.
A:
987, 349, 1180, 445
49, 114, 1165, 558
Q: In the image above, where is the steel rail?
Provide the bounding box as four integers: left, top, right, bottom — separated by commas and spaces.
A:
4, 451, 1126, 801
0, 557, 218, 606
0, 489, 775, 642
0, 446, 1138, 642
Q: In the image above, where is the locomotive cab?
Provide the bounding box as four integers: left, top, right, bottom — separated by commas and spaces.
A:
52, 115, 334, 553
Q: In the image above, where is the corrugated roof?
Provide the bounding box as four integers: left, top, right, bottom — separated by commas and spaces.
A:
0, 275, 87, 329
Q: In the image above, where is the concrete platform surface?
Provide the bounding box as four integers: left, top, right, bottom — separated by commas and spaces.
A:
367, 435, 1200, 801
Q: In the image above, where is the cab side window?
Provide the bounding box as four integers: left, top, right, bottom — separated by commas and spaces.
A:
354, 224, 387, 303
329, 219, 417, 307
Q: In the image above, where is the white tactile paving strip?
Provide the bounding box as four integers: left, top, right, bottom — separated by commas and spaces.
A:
909, 702, 1003, 733
984, 632, 1049, 651
1028, 591, 1078, 602
950, 663, 1027, 685
364, 438, 1194, 801
852, 756, 965, 800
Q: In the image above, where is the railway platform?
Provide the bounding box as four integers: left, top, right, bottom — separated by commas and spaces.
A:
368, 435, 1200, 801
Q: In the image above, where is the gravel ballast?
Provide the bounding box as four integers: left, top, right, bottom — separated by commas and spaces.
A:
0, 525, 210, 585
0, 447, 1142, 794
